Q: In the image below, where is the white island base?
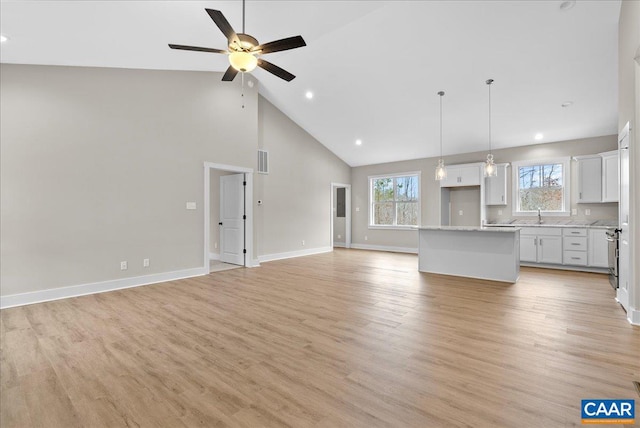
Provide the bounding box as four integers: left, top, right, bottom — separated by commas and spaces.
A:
418, 227, 520, 283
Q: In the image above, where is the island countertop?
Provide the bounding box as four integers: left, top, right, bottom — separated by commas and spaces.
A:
415, 226, 520, 232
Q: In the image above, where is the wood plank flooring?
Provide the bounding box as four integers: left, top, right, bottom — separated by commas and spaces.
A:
1, 249, 638, 427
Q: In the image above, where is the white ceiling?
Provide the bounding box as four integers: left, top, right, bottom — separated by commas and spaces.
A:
0, 1, 621, 167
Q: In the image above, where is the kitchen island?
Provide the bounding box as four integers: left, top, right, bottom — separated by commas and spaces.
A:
417, 226, 520, 283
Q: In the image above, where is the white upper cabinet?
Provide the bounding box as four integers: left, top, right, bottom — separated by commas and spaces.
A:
574, 151, 619, 204
575, 155, 603, 203
601, 151, 619, 202
485, 163, 509, 206
439, 164, 481, 188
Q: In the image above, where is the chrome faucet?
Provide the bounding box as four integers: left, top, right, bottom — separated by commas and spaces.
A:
537, 208, 543, 224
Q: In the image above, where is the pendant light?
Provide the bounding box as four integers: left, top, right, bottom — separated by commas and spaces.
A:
484, 78, 497, 177
435, 91, 447, 181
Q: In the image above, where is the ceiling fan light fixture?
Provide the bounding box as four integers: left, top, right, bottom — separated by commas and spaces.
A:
229, 51, 258, 72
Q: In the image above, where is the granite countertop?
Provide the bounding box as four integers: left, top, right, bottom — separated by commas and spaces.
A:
416, 226, 520, 232
486, 219, 618, 229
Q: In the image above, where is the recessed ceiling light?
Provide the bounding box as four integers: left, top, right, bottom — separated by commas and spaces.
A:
559, 1, 576, 11
534, 133, 544, 140
0, 34, 9, 43
355, 139, 362, 146
561, 101, 573, 107
305, 91, 313, 100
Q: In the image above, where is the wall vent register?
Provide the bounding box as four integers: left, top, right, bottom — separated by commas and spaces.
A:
258, 149, 269, 174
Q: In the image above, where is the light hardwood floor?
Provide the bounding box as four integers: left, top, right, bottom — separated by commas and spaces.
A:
1, 249, 638, 427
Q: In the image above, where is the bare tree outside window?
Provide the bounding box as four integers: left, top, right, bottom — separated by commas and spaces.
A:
371, 175, 419, 226
518, 163, 564, 211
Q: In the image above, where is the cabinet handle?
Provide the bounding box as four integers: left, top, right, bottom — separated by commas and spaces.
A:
534, 238, 537, 246
579, 192, 582, 199
571, 231, 580, 234
539, 238, 543, 245
571, 243, 580, 246
571, 257, 580, 260
501, 195, 504, 201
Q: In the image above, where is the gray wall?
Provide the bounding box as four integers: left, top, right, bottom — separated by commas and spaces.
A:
618, 1, 640, 314
255, 96, 350, 257
351, 135, 617, 250
0, 64, 350, 297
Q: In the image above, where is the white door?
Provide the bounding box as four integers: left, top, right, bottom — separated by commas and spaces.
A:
220, 174, 245, 266
617, 124, 630, 311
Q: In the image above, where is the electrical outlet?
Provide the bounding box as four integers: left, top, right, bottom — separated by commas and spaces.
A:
338, 234, 341, 239
214, 242, 218, 249
143, 258, 150, 268
585, 209, 591, 216
498, 209, 503, 215
572, 208, 577, 215
302, 240, 305, 246
459, 210, 463, 216
120, 261, 128, 270
186, 202, 197, 210
356, 207, 360, 212
364, 235, 368, 241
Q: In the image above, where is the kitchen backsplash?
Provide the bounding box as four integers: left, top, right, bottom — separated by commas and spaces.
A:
487, 202, 618, 225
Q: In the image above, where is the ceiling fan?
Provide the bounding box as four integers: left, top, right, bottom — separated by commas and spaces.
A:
168, 1, 306, 82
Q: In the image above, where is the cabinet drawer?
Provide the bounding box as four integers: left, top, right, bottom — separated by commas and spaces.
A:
563, 236, 587, 251
564, 251, 587, 266
563, 228, 587, 237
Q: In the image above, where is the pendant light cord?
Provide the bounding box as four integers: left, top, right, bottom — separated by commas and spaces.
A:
242, 0, 246, 34
438, 91, 444, 159
487, 79, 493, 156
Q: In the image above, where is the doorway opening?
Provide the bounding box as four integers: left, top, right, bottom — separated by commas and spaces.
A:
331, 183, 351, 249
204, 162, 256, 272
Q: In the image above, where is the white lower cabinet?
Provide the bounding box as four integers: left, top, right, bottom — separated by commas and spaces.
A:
562, 228, 587, 266
588, 229, 609, 268
519, 226, 610, 270
519, 228, 562, 264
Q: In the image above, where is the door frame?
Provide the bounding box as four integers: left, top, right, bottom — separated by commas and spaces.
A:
204, 162, 257, 269
330, 182, 351, 249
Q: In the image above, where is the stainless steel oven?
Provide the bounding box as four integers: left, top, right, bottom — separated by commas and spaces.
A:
606, 228, 620, 289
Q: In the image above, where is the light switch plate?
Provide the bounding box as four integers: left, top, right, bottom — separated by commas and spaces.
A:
585, 209, 591, 216
459, 210, 463, 216
186, 202, 197, 210
356, 207, 360, 212
498, 210, 503, 215
143, 258, 150, 268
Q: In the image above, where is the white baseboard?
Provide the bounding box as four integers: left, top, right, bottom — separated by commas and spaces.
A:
0, 267, 208, 309
628, 307, 640, 326
209, 252, 220, 261
350, 243, 418, 254
333, 242, 346, 248
259, 246, 333, 263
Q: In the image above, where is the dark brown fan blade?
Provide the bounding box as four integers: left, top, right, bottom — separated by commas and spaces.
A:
205, 9, 239, 45
252, 36, 306, 54
222, 66, 239, 82
168, 44, 227, 54
257, 59, 295, 82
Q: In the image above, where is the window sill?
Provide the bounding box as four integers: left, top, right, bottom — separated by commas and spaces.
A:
368, 225, 418, 231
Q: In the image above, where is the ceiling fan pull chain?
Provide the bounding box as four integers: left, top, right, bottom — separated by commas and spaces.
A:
241, 72, 245, 109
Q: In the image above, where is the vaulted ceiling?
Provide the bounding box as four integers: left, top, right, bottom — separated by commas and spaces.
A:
0, 1, 621, 166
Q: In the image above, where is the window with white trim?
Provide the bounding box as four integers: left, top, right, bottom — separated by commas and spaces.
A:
512, 158, 570, 215
369, 173, 420, 227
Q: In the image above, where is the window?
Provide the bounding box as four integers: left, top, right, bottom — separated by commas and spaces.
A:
512, 158, 570, 215
369, 173, 420, 227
